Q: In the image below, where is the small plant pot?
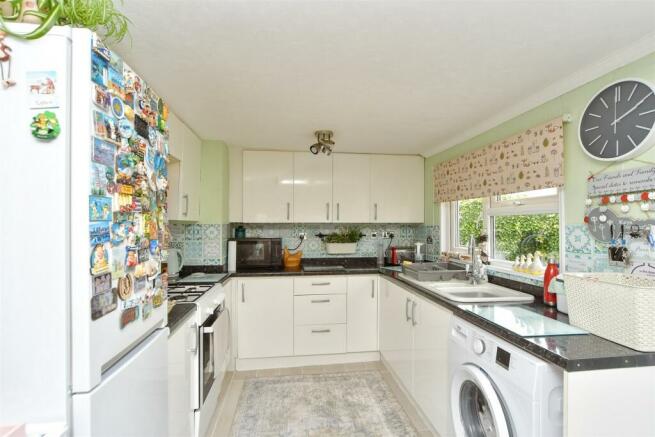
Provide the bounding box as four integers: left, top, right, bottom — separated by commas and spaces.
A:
325, 242, 358, 255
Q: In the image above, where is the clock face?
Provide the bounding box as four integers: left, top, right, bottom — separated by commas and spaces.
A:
579, 79, 655, 161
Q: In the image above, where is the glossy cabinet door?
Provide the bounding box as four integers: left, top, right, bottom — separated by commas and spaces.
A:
412, 293, 452, 436
333, 154, 371, 223
167, 315, 196, 437
370, 155, 424, 223
379, 278, 414, 392
237, 278, 294, 358
347, 276, 378, 352
167, 113, 201, 221
293, 152, 333, 222
243, 151, 294, 222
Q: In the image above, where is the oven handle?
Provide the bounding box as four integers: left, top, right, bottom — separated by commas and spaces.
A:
186, 322, 198, 353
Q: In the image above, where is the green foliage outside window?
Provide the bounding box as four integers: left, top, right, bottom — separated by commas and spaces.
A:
458, 199, 484, 247
494, 214, 559, 260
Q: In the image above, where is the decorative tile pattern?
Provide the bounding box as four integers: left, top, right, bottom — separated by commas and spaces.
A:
170, 223, 225, 266
231, 371, 418, 437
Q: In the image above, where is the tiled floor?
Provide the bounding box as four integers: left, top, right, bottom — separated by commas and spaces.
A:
207, 361, 437, 437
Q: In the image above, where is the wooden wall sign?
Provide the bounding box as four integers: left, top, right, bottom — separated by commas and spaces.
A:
588, 165, 655, 197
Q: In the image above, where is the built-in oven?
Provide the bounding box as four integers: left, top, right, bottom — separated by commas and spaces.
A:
199, 303, 227, 404
229, 238, 283, 270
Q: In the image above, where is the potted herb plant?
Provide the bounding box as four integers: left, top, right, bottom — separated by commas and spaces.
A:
0, 0, 129, 42
323, 227, 362, 255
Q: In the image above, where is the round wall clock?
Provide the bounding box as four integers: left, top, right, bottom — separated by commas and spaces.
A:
579, 78, 655, 161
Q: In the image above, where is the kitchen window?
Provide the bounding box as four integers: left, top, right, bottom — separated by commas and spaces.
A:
442, 188, 562, 266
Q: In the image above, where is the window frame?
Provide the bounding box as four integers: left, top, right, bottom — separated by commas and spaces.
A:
441, 188, 564, 269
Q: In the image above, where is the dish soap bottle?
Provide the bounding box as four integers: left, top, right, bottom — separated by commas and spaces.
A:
543, 258, 559, 307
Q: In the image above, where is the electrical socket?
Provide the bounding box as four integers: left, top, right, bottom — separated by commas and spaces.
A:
371, 232, 377, 238
299, 232, 306, 239
382, 231, 390, 238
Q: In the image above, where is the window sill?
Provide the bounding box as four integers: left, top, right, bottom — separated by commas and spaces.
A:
446, 257, 544, 286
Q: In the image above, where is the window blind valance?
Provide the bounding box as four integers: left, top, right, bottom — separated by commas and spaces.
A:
433, 117, 564, 203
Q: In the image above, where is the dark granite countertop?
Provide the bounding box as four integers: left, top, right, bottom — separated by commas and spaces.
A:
380, 270, 655, 372
175, 260, 655, 372
167, 303, 196, 335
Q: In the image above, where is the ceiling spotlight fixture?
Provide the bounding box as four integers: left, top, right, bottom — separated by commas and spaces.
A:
309, 130, 334, 155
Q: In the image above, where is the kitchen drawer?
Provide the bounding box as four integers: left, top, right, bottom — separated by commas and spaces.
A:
294, 276, 347, 295
294, 294, 346, 325
294, 324, 346, 356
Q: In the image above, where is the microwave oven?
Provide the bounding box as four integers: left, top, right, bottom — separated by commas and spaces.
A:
229, 238, 283, 270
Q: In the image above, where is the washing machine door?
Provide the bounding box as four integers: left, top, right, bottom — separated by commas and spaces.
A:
451, 364, 512, 437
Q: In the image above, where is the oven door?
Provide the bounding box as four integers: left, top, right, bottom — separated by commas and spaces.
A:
199, 312, 219, 404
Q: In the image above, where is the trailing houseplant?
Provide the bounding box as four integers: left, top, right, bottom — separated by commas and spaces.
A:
323, 227, 362, 255
0, 0, 129, 42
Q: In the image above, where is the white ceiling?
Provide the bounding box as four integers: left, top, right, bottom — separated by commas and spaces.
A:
114, 1, 655, 156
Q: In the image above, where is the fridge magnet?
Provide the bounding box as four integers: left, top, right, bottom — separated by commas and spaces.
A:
111, 221, 133, 245
152, 288, 164, 308
111, 245, 126, 277
107, 67, 124, 97
90, 289, 117, 321
109, 51, 123, 75
30, 111, 60, 140
111, 95, 125, 119
119, 305, 139, 329
138, 246, 150, 263
93, 85, 110, 111
116, 274, 133, 300
118, 118, 133, 139
92, 34, 111, 60
90, 222, 111, 245
149, 239, 159, 256
89, 195, 112, 221
92, 272, 112, 296
125, 246, 138, 268
145, 259, 159, 279
27, 71, 58, 109
90, 243, 110, 275
124, 104, 135, 122
93, 111, 122, 145
92, 137, 116, 167
91, 52, 108, 87
134, 114, 149, 139
141, 296, 153, 320
123, 65, 140, 94
90, 163, 114, 196
0, 31, 15, 89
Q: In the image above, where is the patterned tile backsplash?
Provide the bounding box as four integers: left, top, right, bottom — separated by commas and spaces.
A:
170, 222, 441, 266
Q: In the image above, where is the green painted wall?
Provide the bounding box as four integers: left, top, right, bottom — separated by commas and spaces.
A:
199, 140, 230, 224
424, 52, 655, 226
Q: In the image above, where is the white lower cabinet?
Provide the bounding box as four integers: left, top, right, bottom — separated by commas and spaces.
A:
294, 324, 347, 356
347, 276, 379, 352
167, 313, 196, 437
237, 278, 294, 359
379, 277, 452, 436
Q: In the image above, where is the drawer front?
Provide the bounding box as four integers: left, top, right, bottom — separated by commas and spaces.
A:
294, 276, 347, 295
294, 324, 346, 356
294, 294, 346, 325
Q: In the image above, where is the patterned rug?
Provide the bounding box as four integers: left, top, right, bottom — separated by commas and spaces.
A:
230, 371, 419, 436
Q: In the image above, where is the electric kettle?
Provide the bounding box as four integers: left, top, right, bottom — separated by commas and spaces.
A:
167, 248, 184, 278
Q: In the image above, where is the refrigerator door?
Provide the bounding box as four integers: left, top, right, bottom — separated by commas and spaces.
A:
0, 25, 72, 425
72, 328, 168, 437
68, 29, 167, 392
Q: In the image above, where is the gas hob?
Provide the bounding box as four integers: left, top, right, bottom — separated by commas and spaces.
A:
167, 284, 213, 303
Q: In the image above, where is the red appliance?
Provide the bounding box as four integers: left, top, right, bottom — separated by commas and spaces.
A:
543, 258, 559, 307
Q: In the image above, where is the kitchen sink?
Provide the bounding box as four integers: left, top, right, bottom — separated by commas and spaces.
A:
399, 275, 534, 303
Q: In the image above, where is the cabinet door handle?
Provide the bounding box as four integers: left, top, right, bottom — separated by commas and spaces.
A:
405, 298, 411, 322
326, 202, 330, 221
371, 280, 375, 298
311, 329, 331, 334
183, 194, 189, 216
411, 301, 418, 326
241, 283, 245, 303
286, 202, 290, 221
337, 203, 340, 221
311, 282, 331, 286
374, 203, 378, 221
311, 299, 330, 303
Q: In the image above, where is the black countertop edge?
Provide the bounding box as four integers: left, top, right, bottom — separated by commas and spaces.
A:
379, 270, 655, 372
167, 303, 196, 335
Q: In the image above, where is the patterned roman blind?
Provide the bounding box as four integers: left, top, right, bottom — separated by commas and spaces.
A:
433, 117, 564, 203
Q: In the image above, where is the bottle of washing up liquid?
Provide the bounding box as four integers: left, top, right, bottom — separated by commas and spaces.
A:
543, 258, 559, 307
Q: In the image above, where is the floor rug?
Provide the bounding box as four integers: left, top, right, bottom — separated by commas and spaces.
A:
230, 370, 419, 436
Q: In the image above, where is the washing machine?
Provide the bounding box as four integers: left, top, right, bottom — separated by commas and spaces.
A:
448, 316, 564, 437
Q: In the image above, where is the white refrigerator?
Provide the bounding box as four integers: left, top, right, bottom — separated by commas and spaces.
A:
0, 24, 169, 436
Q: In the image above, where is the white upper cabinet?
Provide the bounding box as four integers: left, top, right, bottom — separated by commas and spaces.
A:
293, 152, 333, 222
370, 155, 424, 223
333, 154, 371, 223
243, 151, 294, 223
168, 113, 201, 222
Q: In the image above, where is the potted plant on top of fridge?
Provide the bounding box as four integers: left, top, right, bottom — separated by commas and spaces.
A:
0, 0, 129, 42
323, 227, 362, 255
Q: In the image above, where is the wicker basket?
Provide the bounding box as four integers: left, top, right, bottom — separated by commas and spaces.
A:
564, 273, 655, 352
